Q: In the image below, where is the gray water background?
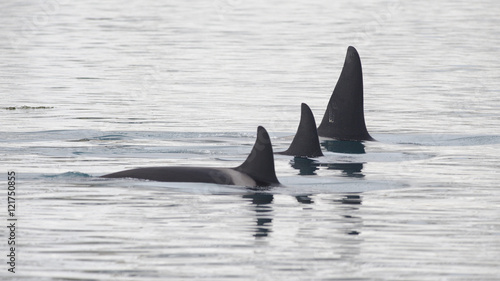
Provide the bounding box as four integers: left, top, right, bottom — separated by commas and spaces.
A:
1, 0, 499, 280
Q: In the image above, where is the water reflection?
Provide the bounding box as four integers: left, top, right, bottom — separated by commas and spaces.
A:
242, 193, 274, 238
291, 157, 319, 175
290, 157, 365, 178
326, 163, 365, 178
322, 140, 366, 154
338, 194, 363, 205
243, 192, 318, 238
337, 194, 363, 236
295, 194, 314, 204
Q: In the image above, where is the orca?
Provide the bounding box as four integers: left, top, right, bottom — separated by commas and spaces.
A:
277, 103, 323, 158
317, 46, 375, 141
102, 126, 281, 187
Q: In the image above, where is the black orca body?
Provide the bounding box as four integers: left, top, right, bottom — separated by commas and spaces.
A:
317, 46, 374, 141
278, 103, 323, 158
102, 126, 280, 187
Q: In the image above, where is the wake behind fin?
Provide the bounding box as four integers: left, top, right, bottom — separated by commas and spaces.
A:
317, 46, 374, 141
278, 103, 323, 157
235, 126, 280, 186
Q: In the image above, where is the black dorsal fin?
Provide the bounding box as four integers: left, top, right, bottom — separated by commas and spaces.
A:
235, 126, 280, 186
317, 46, 374, 141
278, 103, 323, 157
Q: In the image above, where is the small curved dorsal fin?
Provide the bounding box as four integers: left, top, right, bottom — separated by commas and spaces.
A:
317, 46, 374, 141
278, 103, 323, 157
235, 126, 280, 186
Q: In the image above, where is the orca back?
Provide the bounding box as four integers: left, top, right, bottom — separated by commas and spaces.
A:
102, 166, 236, 184
102, 126, 280, 187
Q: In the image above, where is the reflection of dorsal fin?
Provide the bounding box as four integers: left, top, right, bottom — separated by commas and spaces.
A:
317, 46, 374, 141
278, 103, 323, 157
235, 126, 280, 186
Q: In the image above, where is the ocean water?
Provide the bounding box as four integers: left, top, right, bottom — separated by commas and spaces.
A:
1, 0, 500, 280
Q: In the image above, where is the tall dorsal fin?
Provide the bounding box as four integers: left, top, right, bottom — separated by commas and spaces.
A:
235, 126, 280, 186
317, 46, 374, 141
278, 103, 323, 157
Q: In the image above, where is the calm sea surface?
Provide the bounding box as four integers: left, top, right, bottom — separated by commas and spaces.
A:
1, 0, 499, 280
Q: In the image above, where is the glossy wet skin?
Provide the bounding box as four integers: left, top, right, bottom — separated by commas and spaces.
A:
102, 126, 281, 187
